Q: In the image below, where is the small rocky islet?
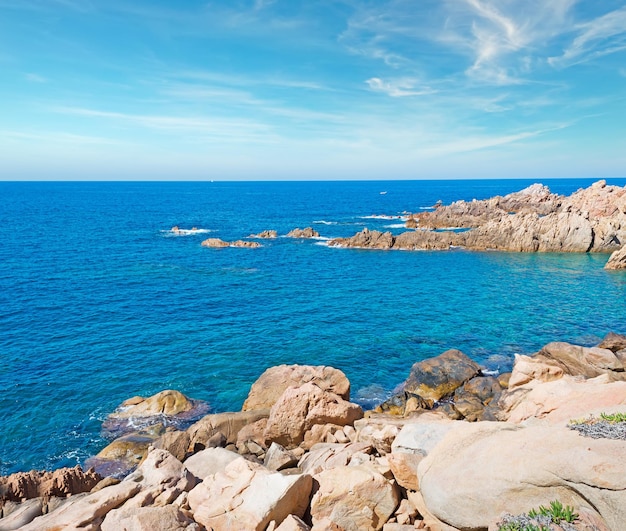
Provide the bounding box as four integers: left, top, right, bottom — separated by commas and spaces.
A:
1, 334, 626, 530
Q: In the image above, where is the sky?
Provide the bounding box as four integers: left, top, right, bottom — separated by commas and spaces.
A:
1, 0, 625, 180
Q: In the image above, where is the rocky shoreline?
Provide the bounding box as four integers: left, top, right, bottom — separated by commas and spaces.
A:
328, 180, 626, 269
2, 334, 625, 530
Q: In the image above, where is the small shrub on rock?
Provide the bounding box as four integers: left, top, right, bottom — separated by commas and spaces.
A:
497, 500, 579, 531
568, 412, 626, 440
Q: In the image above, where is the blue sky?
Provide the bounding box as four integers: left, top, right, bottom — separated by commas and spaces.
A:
1, 0, 625, 180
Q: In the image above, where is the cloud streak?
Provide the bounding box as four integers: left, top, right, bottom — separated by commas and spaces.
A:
365, 77, 436, 97
549, 6, 626, 67
52, 106, 276, 141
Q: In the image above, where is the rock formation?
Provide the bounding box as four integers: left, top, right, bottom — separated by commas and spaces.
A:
331, 180, 626, 256
0, 466, 101, 503
2, 342, 626, 530
249, 230, 278, 239
200, 237, 229, 248
605, 245, 626, 269
201, 238, 261, 248
286, 227, 320, 238
242, 364, 351, 411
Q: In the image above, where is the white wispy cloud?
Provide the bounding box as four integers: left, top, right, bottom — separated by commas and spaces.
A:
172, 70, 329, 91
53, 107, 274, 139
549, 6, 626, 67
447, 0, 576, 84
365, 77, 436, 97
416, 122, 572, 158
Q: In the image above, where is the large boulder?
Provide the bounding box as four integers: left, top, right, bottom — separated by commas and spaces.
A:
101, 505, 200, 531
531, 342, 625, 379
401, 349, 482, 405
183, 447, 240, 481
0, 466, 101, 502
598, 332, 626, 352
186, 410, 270, 451
498, 374, 626, 425
243, 364, 351, 411
390, 417, 458, 457
298, 442, 374, 475
187, 457, 312, 531
119, 447, 196, 509
387, 416, 461, 493
152, 430, 192, 462
417, 421, 626, 530
86, 430, 162, 478
264, 442, 300, 472
310, 465, 400, 531
0, 497, 67, 530
18, 481, 141, 531
452, 375, 503, 421
263, 382, 363, 448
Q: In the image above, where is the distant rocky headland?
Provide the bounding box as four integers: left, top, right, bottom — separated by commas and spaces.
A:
198, 180, 626, 270
2, 333, 625, 530
329, 180, 626, 269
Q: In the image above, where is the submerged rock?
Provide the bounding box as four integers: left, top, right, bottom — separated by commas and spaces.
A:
86, 430, 160, 478
102, 390, 209, 439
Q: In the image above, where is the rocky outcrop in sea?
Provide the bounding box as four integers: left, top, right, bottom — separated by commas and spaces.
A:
2, 333, 625, 530
330, 180, 626, 267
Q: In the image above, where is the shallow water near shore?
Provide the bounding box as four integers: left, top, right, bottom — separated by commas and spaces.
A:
1, 178, 626, 474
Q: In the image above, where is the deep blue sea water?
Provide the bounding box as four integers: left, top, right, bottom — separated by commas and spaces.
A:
1, 178, 626, 475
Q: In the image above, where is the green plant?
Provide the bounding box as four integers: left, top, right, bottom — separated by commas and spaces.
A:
498, 523, 549, 531
600, 412, 626, 423
568, 412, 626, 426
567, 415, 593, 426
528, 500, 578, 524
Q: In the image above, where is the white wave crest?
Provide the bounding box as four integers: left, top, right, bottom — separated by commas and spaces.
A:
162, 227, 213, 236
360, 215, 403, 220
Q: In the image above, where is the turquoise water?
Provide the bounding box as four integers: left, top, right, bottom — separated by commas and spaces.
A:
1, 179, 625, 474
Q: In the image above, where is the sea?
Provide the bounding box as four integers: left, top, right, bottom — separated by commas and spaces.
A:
1, 178, 626, 475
